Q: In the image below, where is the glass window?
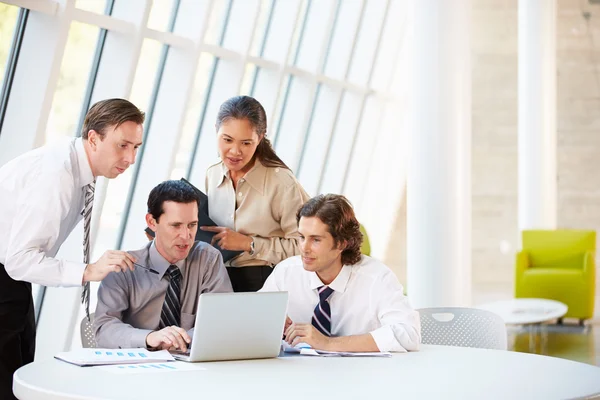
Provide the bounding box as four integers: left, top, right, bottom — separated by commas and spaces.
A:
261, 0, 304, 64
342, 96, 383, 209
0, 4, 19, 91
371, 0, 406, 92
75, 0, 109, 14
273, 76, 313, 171
46, 22, 100, 143
285, 0, 310, 65
248, 0, 274, 57
147, 0, 177, 32
319, 91, 362, 194
294, 0, 336, 72
170, 52, 215, 180
297, 85, 341, 196
239, 64, 256, 95
203, 0, 232, 45
323, 0, 362, 80
347, 0, 388, 86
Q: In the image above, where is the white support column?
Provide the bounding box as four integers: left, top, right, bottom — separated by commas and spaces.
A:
407, 0, 471, 309
518, 0, 557, 231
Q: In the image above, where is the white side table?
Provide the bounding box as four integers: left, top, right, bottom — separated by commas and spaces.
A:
477, 298, 568, 354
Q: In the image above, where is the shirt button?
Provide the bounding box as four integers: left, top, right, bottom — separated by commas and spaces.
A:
230, 214, 234, 219
275, 168, 280, 173
238, 192, 243, 197
240, 179, 245, 183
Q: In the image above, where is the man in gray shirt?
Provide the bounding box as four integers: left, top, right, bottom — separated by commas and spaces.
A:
94, 180, 232, 350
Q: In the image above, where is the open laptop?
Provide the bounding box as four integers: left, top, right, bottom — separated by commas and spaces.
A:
171, 291, 288, 362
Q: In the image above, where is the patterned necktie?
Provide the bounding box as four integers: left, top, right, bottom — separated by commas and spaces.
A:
159, 265, 182, 328
312, 286, 334, 337
81, 180, 95, 321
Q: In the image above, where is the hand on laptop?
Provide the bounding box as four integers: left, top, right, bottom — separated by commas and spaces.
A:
284, 323, 329, 351
146, 326, 191, 351
284, 316, 292, 335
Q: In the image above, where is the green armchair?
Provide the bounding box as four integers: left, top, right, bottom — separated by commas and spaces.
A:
515, 230, 596, 321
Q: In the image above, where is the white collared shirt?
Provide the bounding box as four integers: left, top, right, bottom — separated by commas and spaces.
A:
260, 255, 421, 352
0, 138, 94, 286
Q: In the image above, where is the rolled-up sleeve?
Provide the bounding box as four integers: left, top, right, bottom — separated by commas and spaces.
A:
94, 272, 152, 349
369, 272, 421, 352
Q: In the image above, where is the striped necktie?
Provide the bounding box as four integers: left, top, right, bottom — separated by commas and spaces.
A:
312, 285, 334, 337
159, 265, 182, 328
81, 180, 95, 321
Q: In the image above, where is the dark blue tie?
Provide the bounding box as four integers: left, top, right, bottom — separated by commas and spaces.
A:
159, 265, 182, 328
312, 286, 334, 336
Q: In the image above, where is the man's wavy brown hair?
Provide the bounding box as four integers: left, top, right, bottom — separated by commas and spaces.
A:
296, 194, 363, 266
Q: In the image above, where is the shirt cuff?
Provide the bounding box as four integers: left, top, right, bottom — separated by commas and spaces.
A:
370, 326, 407, 353
250, 236, 270, 261
130, 328, 154, 348
63, 260, 88, 287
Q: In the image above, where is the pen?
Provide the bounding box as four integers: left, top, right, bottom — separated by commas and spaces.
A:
133, 262, 159, 274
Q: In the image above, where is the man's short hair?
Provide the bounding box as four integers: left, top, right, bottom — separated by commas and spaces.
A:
147, 180, 199, 222
296, 194, 363, 265
81, 98, 145, 139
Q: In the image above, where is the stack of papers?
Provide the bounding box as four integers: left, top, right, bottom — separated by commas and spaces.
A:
281, 341, 391, 357
55, 348, 175, 367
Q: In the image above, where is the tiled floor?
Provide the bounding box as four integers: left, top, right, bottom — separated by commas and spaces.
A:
473, 284, 600, 367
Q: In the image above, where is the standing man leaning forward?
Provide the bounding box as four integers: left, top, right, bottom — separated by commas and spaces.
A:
0, 98, 144, 399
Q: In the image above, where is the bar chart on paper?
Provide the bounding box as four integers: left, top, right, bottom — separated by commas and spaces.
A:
54, 348, 175, 366
100, 362, 203, 374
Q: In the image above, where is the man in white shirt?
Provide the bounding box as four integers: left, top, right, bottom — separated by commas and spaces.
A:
260, 194, 420, 353
0, 98, 144, 400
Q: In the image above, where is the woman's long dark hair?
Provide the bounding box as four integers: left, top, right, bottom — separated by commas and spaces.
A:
216, 95, 289, 170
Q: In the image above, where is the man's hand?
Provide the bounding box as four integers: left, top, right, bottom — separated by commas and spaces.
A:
200, 226, 252, 251
282, 316, 293, 338
284, 323, 330, 350
146, 326, 191, 351
82, 250, 136, 283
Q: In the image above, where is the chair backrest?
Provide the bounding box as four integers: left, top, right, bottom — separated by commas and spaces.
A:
360, 224, 371, 256
418, 307, 507, 350
522, 230, 596, 267
80, 313, 97, 348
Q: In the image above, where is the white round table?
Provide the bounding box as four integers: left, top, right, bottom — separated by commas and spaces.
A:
478, 298, 568, 353
478, 298, 568, 325
13, 345, 600, 400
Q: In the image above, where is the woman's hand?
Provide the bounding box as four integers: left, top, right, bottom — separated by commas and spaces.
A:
200, 226, 252, 252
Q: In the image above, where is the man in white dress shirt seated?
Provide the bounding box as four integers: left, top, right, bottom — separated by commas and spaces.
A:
260, 194, 420, 353
94, 180, 232, 351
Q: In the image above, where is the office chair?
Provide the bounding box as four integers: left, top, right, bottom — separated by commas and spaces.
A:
418, 307, 507, 350
80, 312, 97, 348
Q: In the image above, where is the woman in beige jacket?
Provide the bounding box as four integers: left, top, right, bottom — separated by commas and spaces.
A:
201, 96, 309, 292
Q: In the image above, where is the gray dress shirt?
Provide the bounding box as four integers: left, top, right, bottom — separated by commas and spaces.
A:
94, 240, 232, 348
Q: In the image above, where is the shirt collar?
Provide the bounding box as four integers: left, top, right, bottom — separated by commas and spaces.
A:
308, 265, 352, 294
217, 159, 267, 195
75, 138, 95, 188
149, 241, 186, 280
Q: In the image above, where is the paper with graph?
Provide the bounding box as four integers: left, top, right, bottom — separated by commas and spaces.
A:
54, 348, 175, 367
